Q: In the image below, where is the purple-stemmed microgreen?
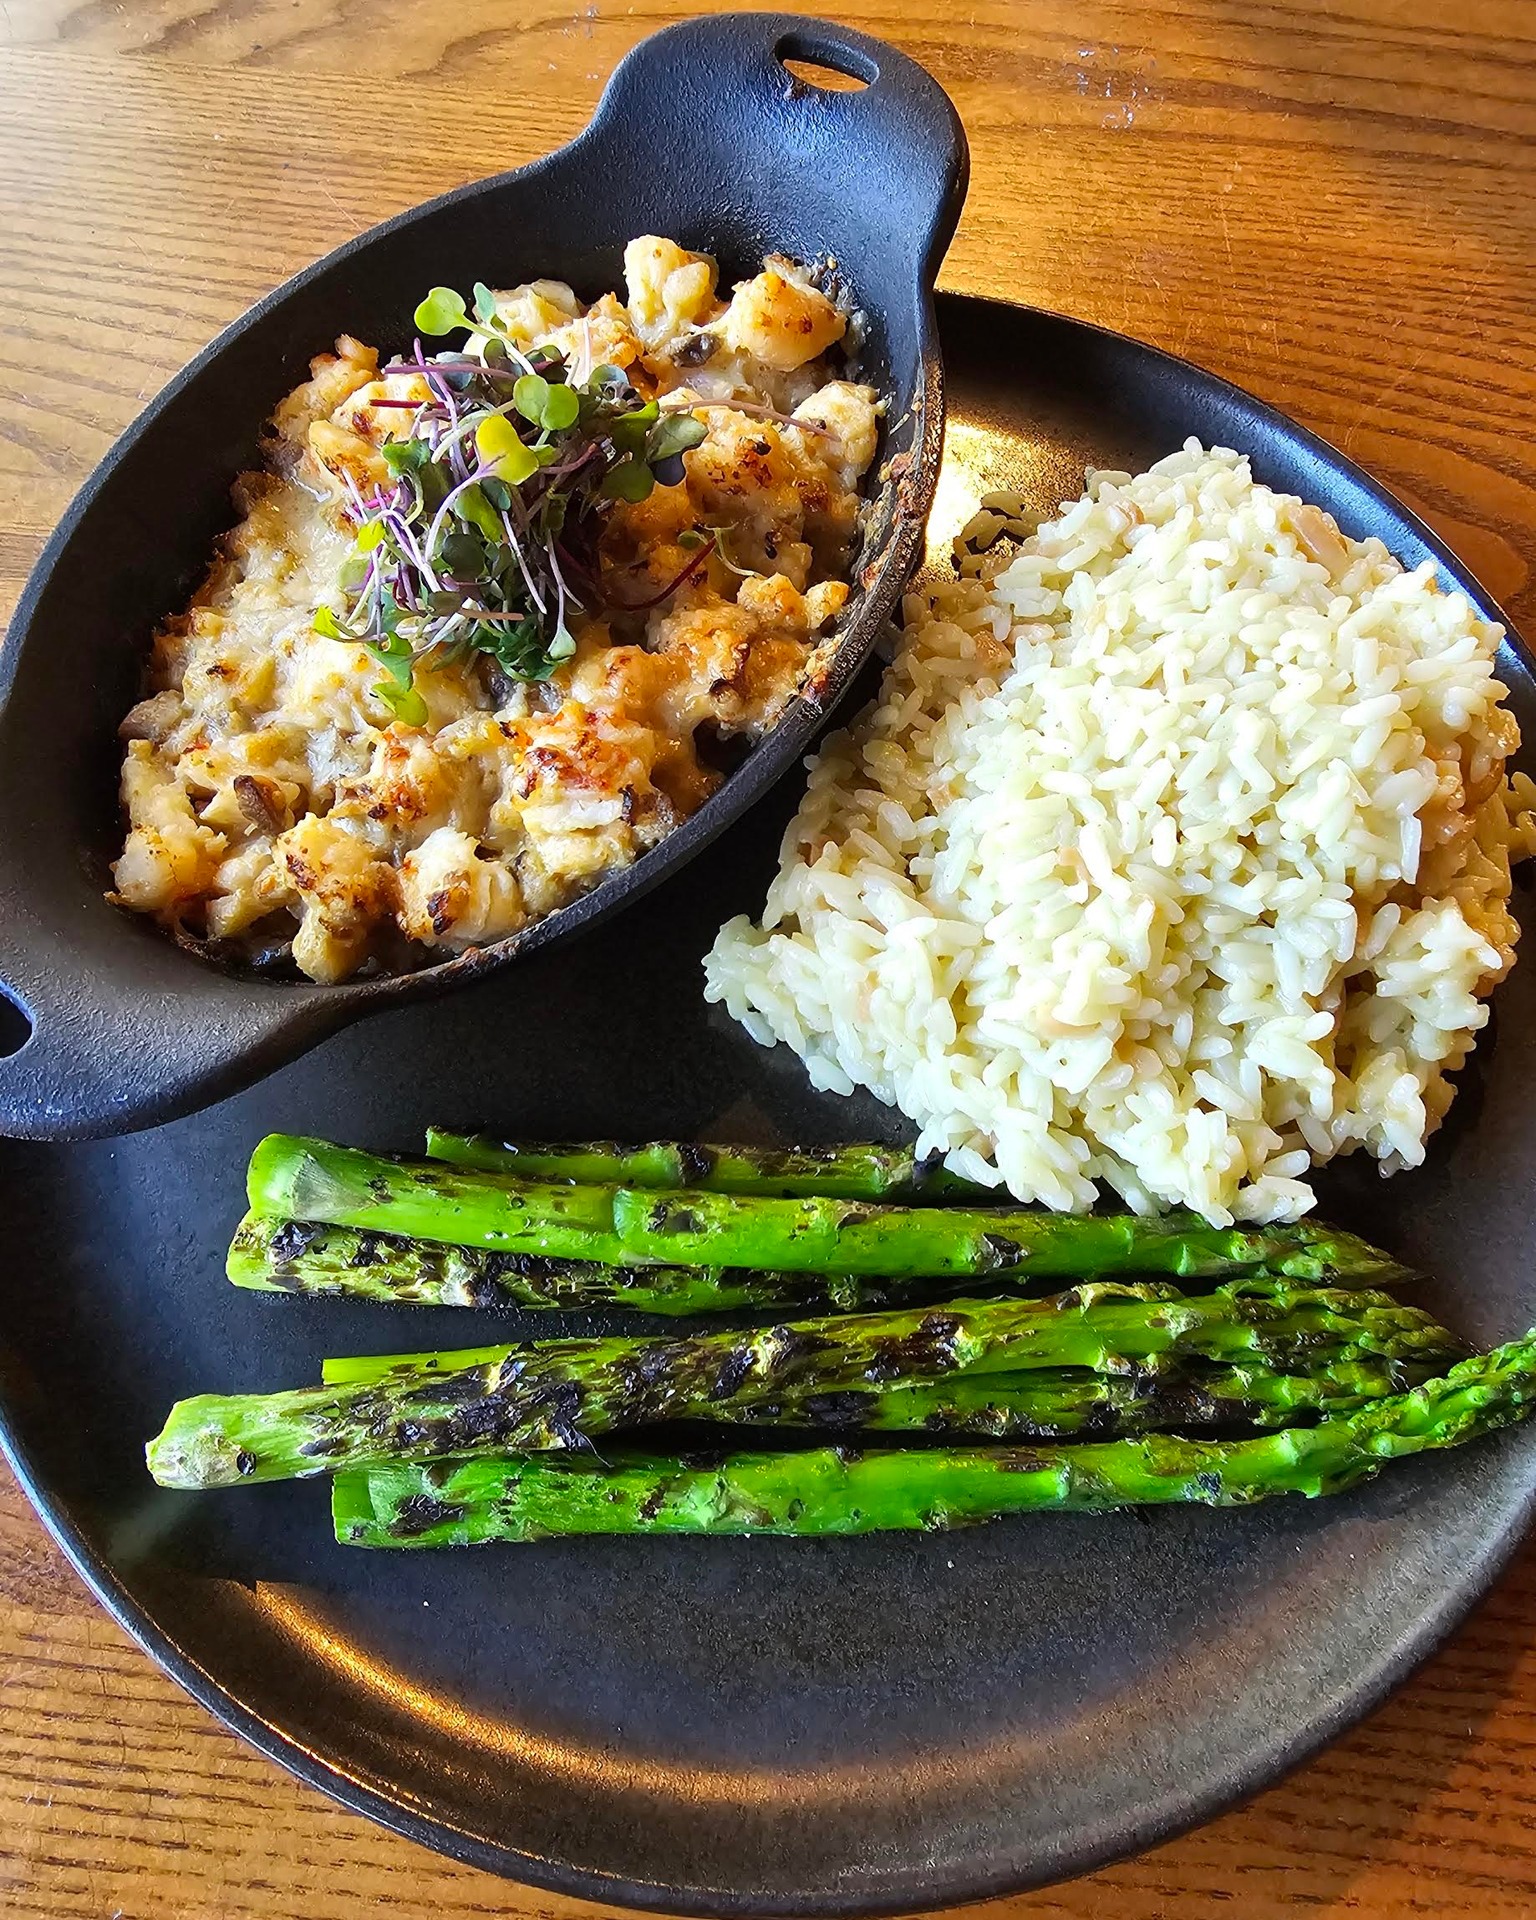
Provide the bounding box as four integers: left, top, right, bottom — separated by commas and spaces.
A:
312, 284, 710, 714
678, 524, 759, 578
659, 396, 836, 439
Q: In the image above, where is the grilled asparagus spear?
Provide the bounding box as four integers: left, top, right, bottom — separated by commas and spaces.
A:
246, 1135, 630, 1265
236, 1210, 1384, 1320
424, 1129, 981, 1199
321, 1347, 1428, 1439
611, 1187, 1406, 1283
331, 1332, 1536, 1545
245, 1135, 1408, 1284
227, 1212, 853, 1314
148, 1280, 1463, 1489
724, 1358, 1432, 1437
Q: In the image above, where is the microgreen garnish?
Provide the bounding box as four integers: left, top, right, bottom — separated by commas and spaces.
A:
607, 520, 763, 612
679, 523, 757, 577
318, 286, 711, 712
413, 286, 470, 335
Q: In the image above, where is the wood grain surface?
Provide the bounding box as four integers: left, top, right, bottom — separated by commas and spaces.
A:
5, 0, 1536, 1912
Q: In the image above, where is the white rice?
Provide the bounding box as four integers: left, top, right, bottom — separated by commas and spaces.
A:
705, 442, 1536, 1224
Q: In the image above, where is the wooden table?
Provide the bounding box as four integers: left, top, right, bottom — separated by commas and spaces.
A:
4, 1, 1536, 1912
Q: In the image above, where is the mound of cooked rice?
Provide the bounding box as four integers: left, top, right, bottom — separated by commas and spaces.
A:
705, 442, 1536, 1224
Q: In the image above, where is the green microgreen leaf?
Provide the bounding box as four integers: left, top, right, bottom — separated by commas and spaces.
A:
474, 413, 520, 461
648, 412, 708, 462
472, 281, 500, 324
439, 528, 487, 578
363, 605, 428, 718
541, 383, 580, 431
383, 437, 430, 478
373, 678, 429, 725
610, 400, 659, 458
602, 458, 654, 503
370, 601, 409, 656
453, 482, 505, 545
475, 411, 538, 485
513, 374, 551, 425
312, 605, 346, 639
374, 588, 409, 642
468, 614, 562, 683
479, 475, 512, 512
414, 286, 470, 336
415, 461, 450, 513
499, 443, 540, 485
356, 517, 387, 552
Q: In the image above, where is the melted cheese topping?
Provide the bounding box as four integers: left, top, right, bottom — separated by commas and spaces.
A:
110, 240, 878, 981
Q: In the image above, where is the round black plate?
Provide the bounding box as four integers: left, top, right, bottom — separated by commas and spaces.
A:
4, 294, 1534, 1915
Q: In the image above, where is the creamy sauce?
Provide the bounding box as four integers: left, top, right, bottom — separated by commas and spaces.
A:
111, 238, 879, 981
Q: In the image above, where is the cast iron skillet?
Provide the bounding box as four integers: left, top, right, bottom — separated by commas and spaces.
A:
0, 12, 967, 1143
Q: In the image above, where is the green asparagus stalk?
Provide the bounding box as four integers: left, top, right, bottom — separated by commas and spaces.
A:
610, 1187, 1405, 1282
320, 1348, 1427, 1439
246, 1135, 1408, 1284
727, 1358, 1432, 1438
424, 1129, 981, 1199
331, 1331, 1536, 1545
227, 1212, 853, 1315
236, 1209, 1344, 1319
245, 1135, 631, 1265
147, 1281, 1464, 1489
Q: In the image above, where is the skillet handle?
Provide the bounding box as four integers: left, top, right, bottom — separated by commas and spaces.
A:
0, 914, 343, 1142
586, 13, 969, 276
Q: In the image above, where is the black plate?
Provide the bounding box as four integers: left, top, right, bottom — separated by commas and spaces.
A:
3, 294, 1534, 1915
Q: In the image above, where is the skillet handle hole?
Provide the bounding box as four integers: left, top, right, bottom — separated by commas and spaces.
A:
0, 987, 33, 1060
776, 33, 876, 93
